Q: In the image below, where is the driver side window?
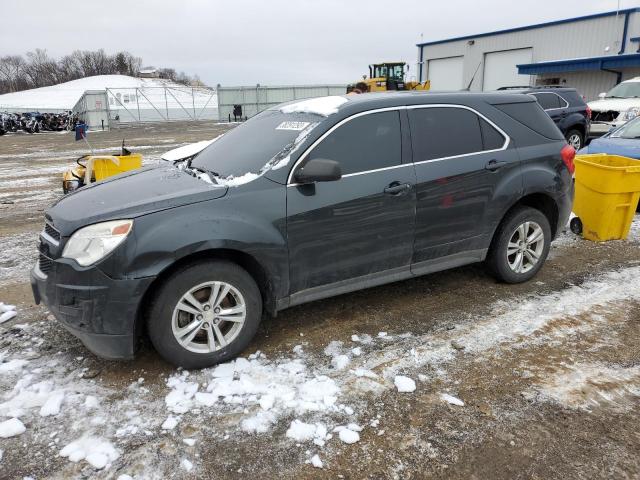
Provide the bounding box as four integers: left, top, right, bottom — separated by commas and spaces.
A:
307, 111, 402, 175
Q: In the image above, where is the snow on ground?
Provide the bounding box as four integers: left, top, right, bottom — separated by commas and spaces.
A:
0, 261, 639, 476
536, 363, 640, 411
0, 232, 39, 287
0, 75, 216, 111
0, 303, 17, 324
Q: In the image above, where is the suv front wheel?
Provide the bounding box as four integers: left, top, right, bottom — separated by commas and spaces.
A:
147, 260, 262, 369
486, 206, 551, 284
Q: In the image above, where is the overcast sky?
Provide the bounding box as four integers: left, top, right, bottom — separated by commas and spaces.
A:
3, 0, 639, 86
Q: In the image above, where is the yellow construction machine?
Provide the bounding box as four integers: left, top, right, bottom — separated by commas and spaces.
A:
348, 62, 430, 93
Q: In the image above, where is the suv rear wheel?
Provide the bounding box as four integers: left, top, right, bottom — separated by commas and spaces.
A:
565, 129, 583, 150
147, 260, 262, 369
486, 206, 551, 283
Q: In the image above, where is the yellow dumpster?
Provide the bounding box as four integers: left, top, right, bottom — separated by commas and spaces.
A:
92, 153, 143, 181
573, 154, 640, 241
62, 153, 143, 194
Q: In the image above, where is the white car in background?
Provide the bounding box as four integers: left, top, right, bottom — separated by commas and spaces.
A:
588, 77, 640, 138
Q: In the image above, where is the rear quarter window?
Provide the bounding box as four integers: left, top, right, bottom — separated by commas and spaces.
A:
494, 102, 564, 140
560, 90, 586, 106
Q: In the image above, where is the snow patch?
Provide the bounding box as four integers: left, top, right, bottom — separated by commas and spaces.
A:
310, 454, 323, 468
164, 354, 345, 437
394, 376, 416, 393
161, 415, 179, 430
181, 458, 194, 472
59, 437, 119, 470
0, 417, 26, 438
280, 96, 348, 116
537, 363, 640, 410
336, 426, 360, 444
0, 359, 28, 374
0, 302, 17, 324
285, 420, 328, 445
39, 392, 64, 417
161, 137, 220, 162
441, 393, 464, 406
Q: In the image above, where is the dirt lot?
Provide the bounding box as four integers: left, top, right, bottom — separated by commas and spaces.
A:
1, 122, 639, 480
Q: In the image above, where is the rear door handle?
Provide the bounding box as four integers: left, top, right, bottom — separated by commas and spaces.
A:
384, 182, 412, 195
485, 160, 507, 171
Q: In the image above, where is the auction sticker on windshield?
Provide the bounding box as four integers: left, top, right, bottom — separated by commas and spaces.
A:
276, 121, 310, 131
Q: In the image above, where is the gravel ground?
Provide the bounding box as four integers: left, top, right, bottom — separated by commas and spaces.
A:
1, 122, 639, 480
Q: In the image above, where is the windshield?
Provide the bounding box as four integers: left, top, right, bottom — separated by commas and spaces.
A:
373, 64, 404, 80
605, 82, 640, 98
609, 116, 640, 138
191, 109, 321, 177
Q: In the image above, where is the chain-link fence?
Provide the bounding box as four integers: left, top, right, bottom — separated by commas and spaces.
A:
105, 86, 218, 124
217, 84, 347, 121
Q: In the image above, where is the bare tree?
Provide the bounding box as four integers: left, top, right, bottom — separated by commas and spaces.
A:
0, 49, 195, 95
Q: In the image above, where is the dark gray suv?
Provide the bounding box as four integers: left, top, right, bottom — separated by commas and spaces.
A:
31, 92, 575, 368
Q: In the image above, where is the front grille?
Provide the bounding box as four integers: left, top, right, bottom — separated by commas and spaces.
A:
592, 110, 619, 123
44, 222, 60, 242
39, 253, 53, 274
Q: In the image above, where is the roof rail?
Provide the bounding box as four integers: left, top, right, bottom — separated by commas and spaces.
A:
497, 85, 573, 90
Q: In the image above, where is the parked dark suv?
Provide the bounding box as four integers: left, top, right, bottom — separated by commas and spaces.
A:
31, 92, 575, 368
498, 86, 591, 150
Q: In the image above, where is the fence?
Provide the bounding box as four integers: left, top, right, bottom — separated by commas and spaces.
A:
105, 86, 218, 124
217, 84, 347, 121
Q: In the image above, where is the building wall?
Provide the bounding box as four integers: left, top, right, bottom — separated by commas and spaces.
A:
418, 10, 639, 94
537, 67, 640, 102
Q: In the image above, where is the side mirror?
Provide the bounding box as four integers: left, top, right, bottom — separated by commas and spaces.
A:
293, 158, 342, 184
598, 92, 607, 99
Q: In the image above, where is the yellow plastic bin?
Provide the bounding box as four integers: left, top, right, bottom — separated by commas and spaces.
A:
573, 154, 640, 241
91, 153, 143, 181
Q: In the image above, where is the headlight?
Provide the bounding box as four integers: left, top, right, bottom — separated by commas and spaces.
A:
62, 220, 133, 266
623, 108, 640, 121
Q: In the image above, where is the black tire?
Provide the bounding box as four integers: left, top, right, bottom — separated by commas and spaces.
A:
147, 260, 262, 369
486, 206, 552, 284
565, 129, 583, 151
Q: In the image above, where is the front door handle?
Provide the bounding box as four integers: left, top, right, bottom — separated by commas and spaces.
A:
485, 160, 507, 171
384, 182, 412, 195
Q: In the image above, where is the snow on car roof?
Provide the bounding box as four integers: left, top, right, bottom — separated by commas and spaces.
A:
279, 96, 349, 117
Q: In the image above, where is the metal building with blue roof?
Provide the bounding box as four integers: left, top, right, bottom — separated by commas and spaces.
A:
417, 8, 640, 101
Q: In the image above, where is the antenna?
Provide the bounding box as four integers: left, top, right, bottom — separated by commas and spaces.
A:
464, 61, 483, 91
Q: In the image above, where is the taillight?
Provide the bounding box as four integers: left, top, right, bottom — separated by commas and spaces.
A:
561, 144, 576, 174
585, 105, 592, 120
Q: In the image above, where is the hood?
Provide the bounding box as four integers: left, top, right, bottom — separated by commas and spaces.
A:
48, 165, 228, 234
587, 97, 639, 112
579, 137, 640, 159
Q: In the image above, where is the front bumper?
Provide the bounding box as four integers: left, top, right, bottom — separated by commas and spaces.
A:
31, 257, 154, 360
589, 121, 619, 137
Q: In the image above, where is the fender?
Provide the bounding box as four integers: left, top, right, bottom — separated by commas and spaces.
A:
488, 140, 572, 241
99, 177, 290, 300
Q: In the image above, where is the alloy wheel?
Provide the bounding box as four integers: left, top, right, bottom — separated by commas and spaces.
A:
567, 133, 582, 150
171, 281, 246, 353
506, 221, 545, 274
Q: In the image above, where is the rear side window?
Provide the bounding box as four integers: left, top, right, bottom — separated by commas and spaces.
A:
559, 90, 585, 106
308, 111, 401, 175
480, 118, 505, 150
531, 92, 561, 110
495, 102, 564, 140
408, 107, 504, 162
